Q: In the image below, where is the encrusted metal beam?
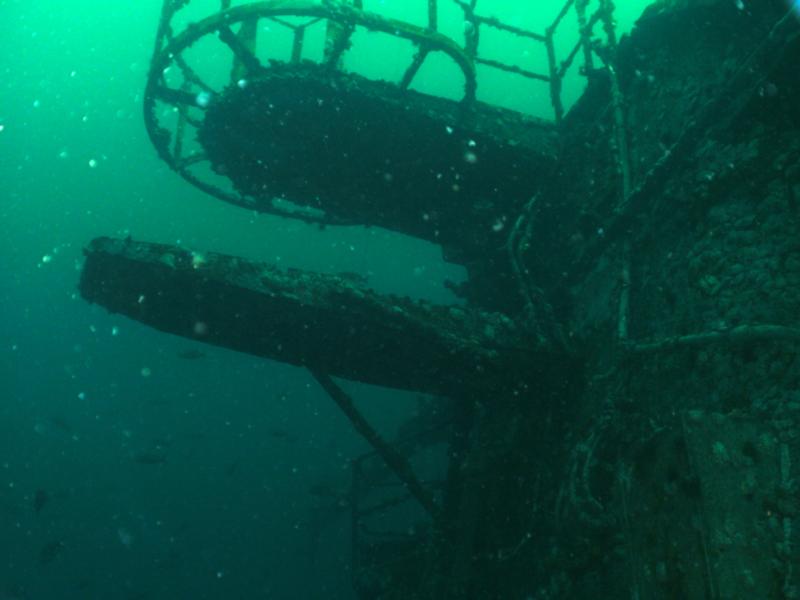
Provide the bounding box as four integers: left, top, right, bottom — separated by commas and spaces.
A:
79, 237, 571, 397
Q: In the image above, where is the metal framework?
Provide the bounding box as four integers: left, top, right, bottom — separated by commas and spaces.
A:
144, 0, 609, 224
349, 426, 449, 594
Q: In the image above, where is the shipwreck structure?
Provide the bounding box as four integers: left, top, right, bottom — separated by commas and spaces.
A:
80, 0, 800, 597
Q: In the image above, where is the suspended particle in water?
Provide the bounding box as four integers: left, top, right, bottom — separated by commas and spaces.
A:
0, 124, 4, 133
140, 367, 152, 378
492, 217, 506, 233
195, 92, 212, 108
111, 326, 120, 336
760, 82, 778, 98
77, 392, 86, 400
464, 151, 478, 164
237, 79, 248, 89
88, 158, 97, 168
41, 254, 52, 264
117, 528, 133, 547
33, 99, 41, 108
193, 321, 208, 336
191, 252, 206, 269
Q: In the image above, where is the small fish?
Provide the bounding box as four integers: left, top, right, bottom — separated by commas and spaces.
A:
33, 417, 72, 438
308, 483, 347, 500
48, 417, 72, 433
133, 450, 167, 465
336, 271, 369, 286
268, 429, 297, 442
0, 583, 28, 599
38, 540, 65, 566
177, 349, 206, 360
33, 489, 49, 514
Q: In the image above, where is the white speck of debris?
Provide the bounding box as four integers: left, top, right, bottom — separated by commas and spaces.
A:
464, 151, 478, 164
41, 254, 52, 264
762, 82, 778, 97
137, 294, 146, 304
492, 218, 505, 232
88, 158, 97, 168
191, 252, 206, 269
0, 124, 4, 133
216, 571, 225, 579
445, 126, 454, 134
237, 78, 248, 89
111, 326, 120, 336
734, 0, 744, 9
467, 139, 476, 147
195, 92, 212, 108
117, 527, 133, 547
58, 149, 68, 159
77, 392, 86, 400
33, 99, 40, 108
140, 367, 152, 378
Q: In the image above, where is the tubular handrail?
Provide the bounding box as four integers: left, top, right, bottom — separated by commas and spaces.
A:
144, 0, 614, 223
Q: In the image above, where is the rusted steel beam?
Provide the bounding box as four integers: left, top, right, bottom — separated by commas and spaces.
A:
79, 237, 571, 396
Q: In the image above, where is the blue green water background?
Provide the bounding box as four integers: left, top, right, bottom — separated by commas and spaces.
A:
0, 1, 650, 597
